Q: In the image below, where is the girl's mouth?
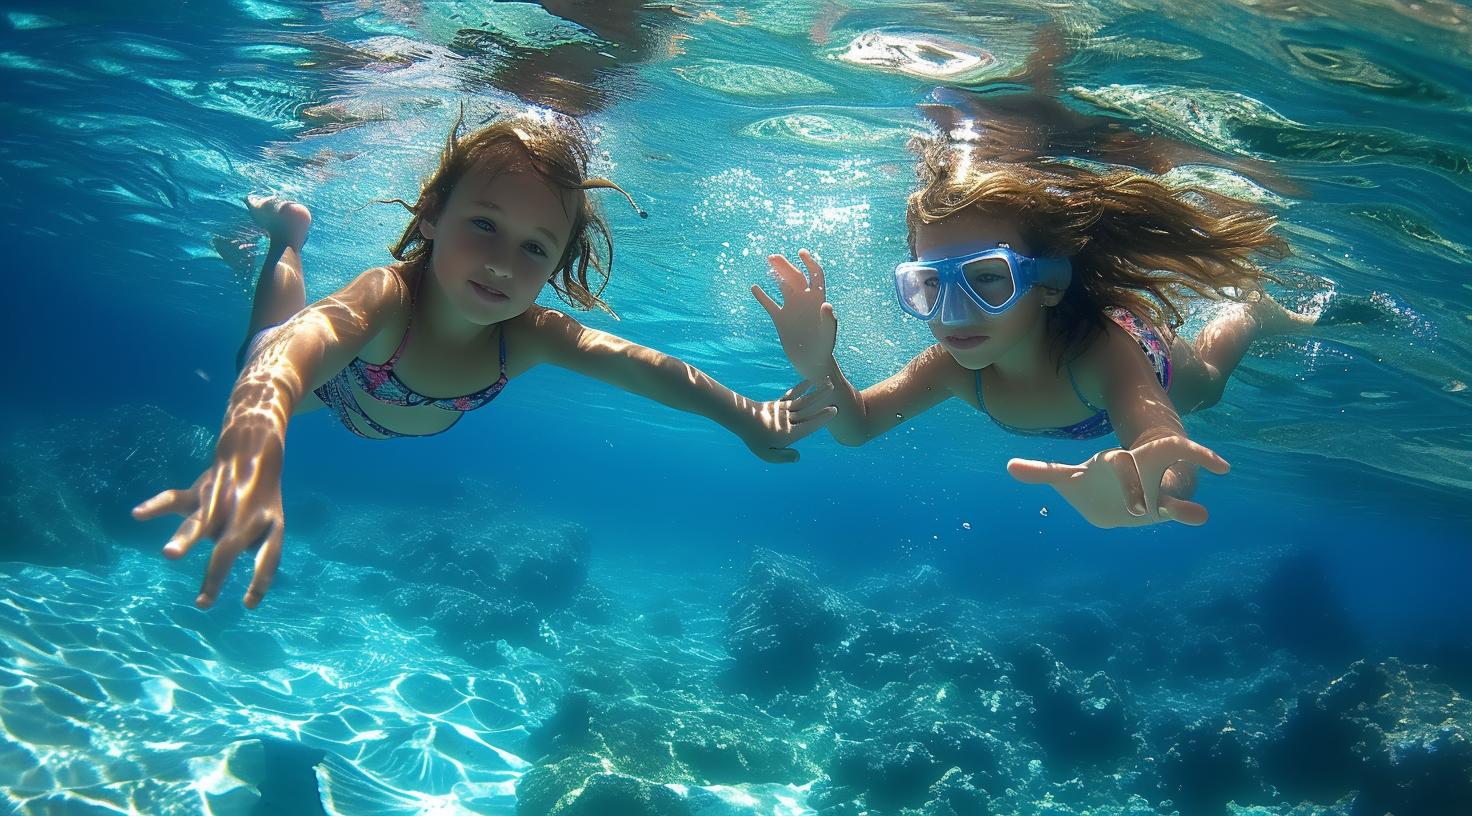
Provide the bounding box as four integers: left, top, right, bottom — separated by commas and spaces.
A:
944, 334, 989, 349
468, 280, 509, 303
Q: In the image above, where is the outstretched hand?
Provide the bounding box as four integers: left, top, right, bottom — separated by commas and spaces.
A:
132, 427, 286, 608
752, 249, 838, 381
743, 377, 838, 463
1006, 434, 1230, 528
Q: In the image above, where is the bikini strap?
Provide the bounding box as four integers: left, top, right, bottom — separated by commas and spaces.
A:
382, 321, 412, 369
1066, 363, 1107, 413
383, 268, 426, 369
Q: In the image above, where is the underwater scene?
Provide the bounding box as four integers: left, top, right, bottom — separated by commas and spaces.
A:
2, 1, 1471, 814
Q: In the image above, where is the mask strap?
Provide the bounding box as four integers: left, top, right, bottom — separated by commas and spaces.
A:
1034, 256, 1073, 291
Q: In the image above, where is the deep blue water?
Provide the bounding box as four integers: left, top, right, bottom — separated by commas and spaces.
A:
2, 1, 1470, 814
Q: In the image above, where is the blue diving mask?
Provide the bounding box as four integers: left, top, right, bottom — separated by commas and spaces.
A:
894, 244, 1073, 324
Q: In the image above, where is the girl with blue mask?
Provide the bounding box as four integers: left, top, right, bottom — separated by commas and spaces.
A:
754, 133, 1338, 529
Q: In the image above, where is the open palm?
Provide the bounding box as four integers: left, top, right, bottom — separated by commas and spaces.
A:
752, 249, 838, 381
1007, 434, 1231, 528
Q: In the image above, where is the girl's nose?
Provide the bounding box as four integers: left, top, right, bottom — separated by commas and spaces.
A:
938, 281, 983, 326
484, 263, 512, 280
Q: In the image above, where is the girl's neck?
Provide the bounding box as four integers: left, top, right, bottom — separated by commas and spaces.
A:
413, 264, 500, 347
986, 312, 1061, 383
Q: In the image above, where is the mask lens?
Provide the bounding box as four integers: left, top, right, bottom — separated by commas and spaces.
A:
961, 256, 1016, 308
896, 265, 942, 316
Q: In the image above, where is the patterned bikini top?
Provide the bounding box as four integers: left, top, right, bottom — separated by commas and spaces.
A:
975, 307, 1173, 441
346, 320, 508, 413
311, 315, 510, 440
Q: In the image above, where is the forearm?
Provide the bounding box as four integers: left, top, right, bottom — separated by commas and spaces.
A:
222, 328, 331, 445
606, 347, 768, 438
802, 354, 876, 446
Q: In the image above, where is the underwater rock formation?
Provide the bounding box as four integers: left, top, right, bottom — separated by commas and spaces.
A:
1157, 716, 1270, 814
516, 755, 696, 816
1007, 642, 1136, 768
723, 548, 855, 695
9, 411, 1458, 816
524, 687, 818, 788
1261, 659, 1472, 815
1, 405, 213, 567
322, 511, 590, 612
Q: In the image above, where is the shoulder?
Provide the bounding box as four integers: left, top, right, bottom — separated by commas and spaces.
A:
505, 304, 590, 365
510, 304, 586, 340
1072, 312, 1161, 398
904, 343, 974, 397
339, 264, 412, 314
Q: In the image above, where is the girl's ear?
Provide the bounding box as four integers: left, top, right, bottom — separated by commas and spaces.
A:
1040, 286, 1066, 307
418, 217, 437, 241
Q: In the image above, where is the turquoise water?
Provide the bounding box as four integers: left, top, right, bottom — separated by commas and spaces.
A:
2, 1, 1470, 814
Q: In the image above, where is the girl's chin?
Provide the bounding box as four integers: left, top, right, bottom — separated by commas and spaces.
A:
938, 345, 991, 370
459, 299, 520, 324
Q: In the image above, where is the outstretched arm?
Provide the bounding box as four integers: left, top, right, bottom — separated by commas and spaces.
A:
133, 266, 407, 608
754, 250, 961, 445
1007, 321, 1230, 528
524, 307, 836, 463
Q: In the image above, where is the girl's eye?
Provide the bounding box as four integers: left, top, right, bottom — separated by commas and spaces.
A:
524, 242, 548, 258
472, 218, 496, 232
922, 276, 940, 289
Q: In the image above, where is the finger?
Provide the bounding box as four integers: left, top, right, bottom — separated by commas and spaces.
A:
780, 379, 814, 401
1145, 436, 1231, 475
786, 377, 834, 409
751, 284, 782, 319
1109, 449, 1148, 516
133, 489, 194, 521
244, 522, 283, 609
1185, 441, 1231, 475
1006, 458, 1082, 485
791, 402, 837, 424
196, 522, 265, 609
761, 447, 800, 464
162, 515, 207, 560
797, 248, 825, 293
766, 254, 805, 295
1158, 495, 1209, 526
1167, 437, 1230, 474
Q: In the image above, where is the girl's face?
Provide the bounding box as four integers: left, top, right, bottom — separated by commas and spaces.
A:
910, 209, 1062, 370
421, 165, 576, 325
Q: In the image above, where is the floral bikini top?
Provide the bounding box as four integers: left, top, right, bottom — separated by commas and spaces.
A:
974, 307, 1172, 441
314, 316, 509, 440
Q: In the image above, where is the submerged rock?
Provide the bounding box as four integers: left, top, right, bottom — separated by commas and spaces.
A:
1008, 643, 1136, 769
1, 405, 213, 567
1158, 716, 1269, 814
1261, 659, 1472, 815
724, 549, 854, 695
525, 688, 819, 787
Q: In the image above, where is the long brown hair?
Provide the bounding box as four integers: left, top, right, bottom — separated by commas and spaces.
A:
906, 134, 1290, 354
386, 111, 643, 314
